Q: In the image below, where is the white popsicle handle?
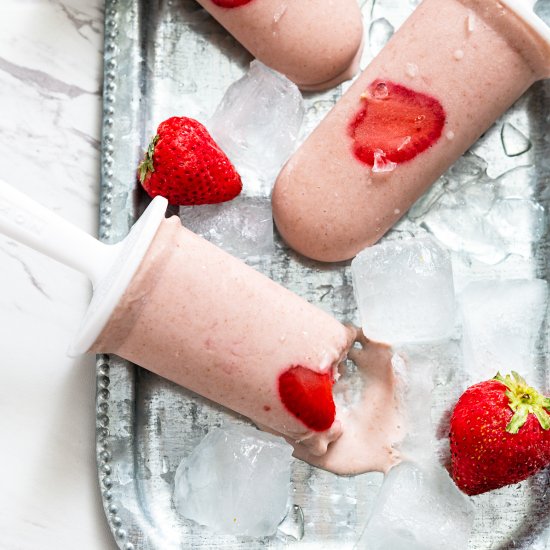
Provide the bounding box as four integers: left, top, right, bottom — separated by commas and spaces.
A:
0, 180, 111, 285
502, 0, 550, 48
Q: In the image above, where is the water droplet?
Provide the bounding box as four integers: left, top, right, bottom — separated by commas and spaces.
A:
277, 505, 305, 541
414, 115, 426, 128
273, 5, 287, 24
406, 62, 419, 78
369, 18, 394, 56
454, 49, 464, 60
372, 150, 397, 173
373, 82, 389, 99
501, 122, 531, 157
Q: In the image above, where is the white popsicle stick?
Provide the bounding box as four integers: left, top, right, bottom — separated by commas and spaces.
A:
0, 179, 168, 355
0, 179, 112, 286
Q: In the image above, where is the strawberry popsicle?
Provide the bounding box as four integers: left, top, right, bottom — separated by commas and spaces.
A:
195, 0, 364, 90
0, 179, 401, 474
90, 215, 355, 457
272, 0, 550, 261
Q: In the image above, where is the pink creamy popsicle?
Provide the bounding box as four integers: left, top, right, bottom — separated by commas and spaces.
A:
195, 0, 365, 90
272, 0, 550, 262
0, 180, 401, 475
90, 215, 401, 471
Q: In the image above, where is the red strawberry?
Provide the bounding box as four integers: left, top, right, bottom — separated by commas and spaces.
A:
138, 116, 242, 206
278, 365, 336, 432
349, 79, 446, 167
211, 0, 253, 6
449, 372, 550, 495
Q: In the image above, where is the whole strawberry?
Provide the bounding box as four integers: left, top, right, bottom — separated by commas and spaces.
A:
450, 372, 550, 495
138, 116, 242, 205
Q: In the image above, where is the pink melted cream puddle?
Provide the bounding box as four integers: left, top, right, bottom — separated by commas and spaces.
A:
289, 328, 404, 475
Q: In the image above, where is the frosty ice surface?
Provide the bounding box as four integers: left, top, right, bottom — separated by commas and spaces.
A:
208, 61, 304, 196
358, 461, 474, 550
459, 279, 548, 384
180, 196, 273, 259
173, 424, 293, 537
351, 236, 456, 344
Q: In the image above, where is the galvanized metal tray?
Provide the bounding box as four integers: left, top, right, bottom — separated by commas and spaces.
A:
95, 0, 550, 548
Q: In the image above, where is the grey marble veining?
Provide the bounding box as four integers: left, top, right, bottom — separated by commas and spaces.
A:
0, 1, 118, 549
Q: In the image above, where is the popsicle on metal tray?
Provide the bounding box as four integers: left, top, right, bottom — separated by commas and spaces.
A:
0, 182, 401, 475
196, 0, 365, 90
272, 0, 550, 261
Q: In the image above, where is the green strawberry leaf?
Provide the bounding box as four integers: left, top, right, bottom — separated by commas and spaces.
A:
138, 134, 159, 184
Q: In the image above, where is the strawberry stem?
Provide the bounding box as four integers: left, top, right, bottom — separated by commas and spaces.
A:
494, 371, 550, 434
138, 134, 159, 184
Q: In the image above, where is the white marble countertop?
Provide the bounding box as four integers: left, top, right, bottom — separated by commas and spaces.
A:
0, 1, 118, 548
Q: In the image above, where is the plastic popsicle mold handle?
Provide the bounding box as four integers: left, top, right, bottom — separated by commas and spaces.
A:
0, 180, 168, 356
0, 179, 112, 286
502, 0, 550, 50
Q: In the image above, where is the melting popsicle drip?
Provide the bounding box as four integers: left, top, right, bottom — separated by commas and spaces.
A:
349, 80, 446, 167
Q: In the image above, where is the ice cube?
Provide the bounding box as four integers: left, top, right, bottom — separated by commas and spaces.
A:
372, 149, 397, 173
358, 461, 474, 550
351, 236, 456, 344
422, 201, 507, 265
445, 152, 488, 191
393, 341, 464, 466
369, 18, 394, 56
173, 424, 293, 537
501, 122, 531, 157
407, 176, 446, 220
208, 60, 304, 196
459, 279, 548, 384
180, 196, 273, 259
496, 165, 537, 199
392, 350, 437, 465
276, 505, 305, 542
489, 199, 545, 257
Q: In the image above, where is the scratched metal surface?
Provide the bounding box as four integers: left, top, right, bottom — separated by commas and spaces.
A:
95, 0, 550, 548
